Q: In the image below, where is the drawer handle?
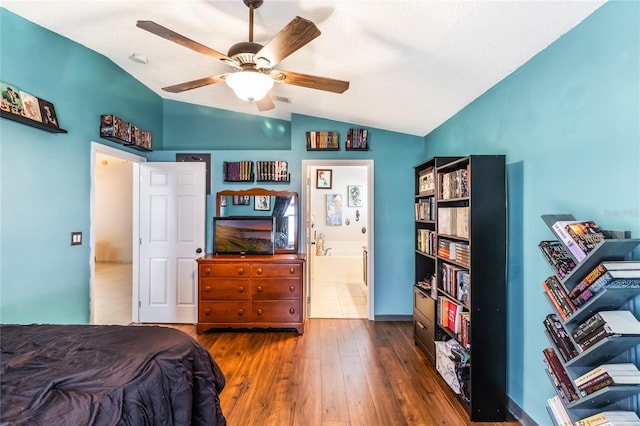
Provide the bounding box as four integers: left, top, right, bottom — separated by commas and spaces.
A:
257, 308, 263, 315
237, 267, 244, 275
417, 321, 426, 329
257, 286, 263, 293
204, 286, 212, 293
237, 309, 244, 316
238, 286, 245, 293
289, 267, 295, 274
289, 308, 295, 315
289, 286, 295, 292
205, 308, 211, 315
257, 268, 263, 275
204, 267, 211, 275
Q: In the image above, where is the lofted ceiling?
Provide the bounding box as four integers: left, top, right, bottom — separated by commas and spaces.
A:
1, 0, 605, 136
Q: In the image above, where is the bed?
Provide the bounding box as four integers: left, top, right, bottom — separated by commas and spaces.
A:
0, 324, 226, 425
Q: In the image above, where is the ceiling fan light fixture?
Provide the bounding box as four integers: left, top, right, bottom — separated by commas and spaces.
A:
226, 70, 274, 102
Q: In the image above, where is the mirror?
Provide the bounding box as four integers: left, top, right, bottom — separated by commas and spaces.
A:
216, 188, 298, 253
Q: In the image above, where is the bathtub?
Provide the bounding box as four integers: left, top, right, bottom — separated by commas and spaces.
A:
312, 241, 367, 283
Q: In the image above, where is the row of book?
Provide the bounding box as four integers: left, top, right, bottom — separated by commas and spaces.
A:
440, 262, 470, 305
417, 167, 435, 194
543, 261, 640, 320
575, 410, 640, 425
543, 347, 580, 404
438, 239, 470, 267
255, 161, 289, 182
546, 309, 640, 362
306, 131, 339, 150
437, 207, 469, 238
345, 128, 368, 149
223, 161, 254, 182
100, 114, 152, 150
546, 395, 572, 426
415, 198, 434, 221
438, 166, 469, 200
1, 82, 60, 128
415, 198, 435, 221
416, 229, 436, 256
574, 362, 640, 397
437, 296, 469, 340
552, 220, 605, 262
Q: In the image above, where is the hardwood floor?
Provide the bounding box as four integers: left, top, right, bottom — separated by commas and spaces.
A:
174, 319, 521, 426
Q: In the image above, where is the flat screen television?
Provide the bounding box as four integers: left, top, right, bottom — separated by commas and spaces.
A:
213, 216, 275, 255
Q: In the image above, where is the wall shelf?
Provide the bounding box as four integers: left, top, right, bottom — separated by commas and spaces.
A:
1, 110, 67, 133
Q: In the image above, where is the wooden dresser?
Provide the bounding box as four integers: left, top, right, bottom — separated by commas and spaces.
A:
196, 254, 306, 334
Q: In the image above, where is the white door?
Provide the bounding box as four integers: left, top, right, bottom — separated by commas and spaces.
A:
138, 162, 206, 323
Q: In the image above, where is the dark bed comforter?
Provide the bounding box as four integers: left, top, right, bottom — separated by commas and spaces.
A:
0, 324, 226, 426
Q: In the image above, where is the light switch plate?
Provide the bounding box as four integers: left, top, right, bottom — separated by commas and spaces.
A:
71, 232, 82, 246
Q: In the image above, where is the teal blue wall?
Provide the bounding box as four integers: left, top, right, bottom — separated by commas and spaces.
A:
423, 2, 639, 423
151, 112, 426, 316
0, 8, 163, 323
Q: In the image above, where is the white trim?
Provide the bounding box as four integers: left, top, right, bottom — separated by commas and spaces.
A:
89, 142, 146, 324
301, 159, 375, 320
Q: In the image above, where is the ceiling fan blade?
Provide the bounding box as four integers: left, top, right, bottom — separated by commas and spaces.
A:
136, 20, 239, 69
256, 93, 275, 111
162, 75, 226, 93
275, 70, 349, 93
254, 16, 321, 68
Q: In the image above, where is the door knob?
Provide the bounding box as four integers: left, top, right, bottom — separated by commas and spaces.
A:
196, 248, 203, 254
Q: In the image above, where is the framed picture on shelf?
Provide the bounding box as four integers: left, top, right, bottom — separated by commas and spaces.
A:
316, 169, 332, 189
220, 196, 227, 207
348, 185, 363, 207
254, 195, 270, 211
233, 195, 251, 206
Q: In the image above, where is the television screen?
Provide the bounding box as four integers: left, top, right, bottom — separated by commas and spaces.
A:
213, 216, 275, 255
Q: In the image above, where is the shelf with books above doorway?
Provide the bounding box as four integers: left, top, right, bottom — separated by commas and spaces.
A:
345, 128, 369, 150
540, 213, 640, 425
305, 130, 339, 150
255, 161, 290, 183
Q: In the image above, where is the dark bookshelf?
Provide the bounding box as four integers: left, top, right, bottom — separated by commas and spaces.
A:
540, 214, 640, 425
101, 136, 151, 151
413, 155, 507, 422
1, 110, 67, 133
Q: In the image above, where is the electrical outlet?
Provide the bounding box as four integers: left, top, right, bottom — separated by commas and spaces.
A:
71, 232, 82, 246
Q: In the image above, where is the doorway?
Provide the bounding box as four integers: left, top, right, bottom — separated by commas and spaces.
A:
90, 142, 145, 324
302, 160, 374, 320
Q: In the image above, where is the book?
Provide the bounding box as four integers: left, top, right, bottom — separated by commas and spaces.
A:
565, 221, 605, 255
572, 270, 640, 307
568, 261, 640, 300
543, 276, 576, 319
576, 411, 640, 426
552, 220, 588, 261
574, 363, 638, 387
543, 314, 578, 362
543, 348, 579, 403
19, 91, 42, 122
572, 311, 640, 343
547, 395, 572, 426
1, 82, 24, 116
38, 98, 59, 128
580, 373, 640, 396
539, 241, 576, 279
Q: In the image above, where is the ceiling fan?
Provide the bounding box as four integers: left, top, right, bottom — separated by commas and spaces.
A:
136, 0, 349, 111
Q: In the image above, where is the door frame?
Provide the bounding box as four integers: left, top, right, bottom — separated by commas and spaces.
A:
89, 142, 146, 324
301, 159, 374, 320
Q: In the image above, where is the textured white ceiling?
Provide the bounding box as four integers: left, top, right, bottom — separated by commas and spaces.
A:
1, 0, 605, 136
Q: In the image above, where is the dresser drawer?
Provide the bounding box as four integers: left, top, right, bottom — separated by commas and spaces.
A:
414, 288, 435, 322
251, 301, 302, 322
251, 263, 301, 278
199, 263, 248, 278
200, 278, 249, 300
199, 301, 250, 323
252, 279, 301, 300
414, 317, 435, 362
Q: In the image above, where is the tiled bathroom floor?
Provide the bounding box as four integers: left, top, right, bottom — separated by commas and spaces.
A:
308, 280, 368, 318
93, 262, 132, 325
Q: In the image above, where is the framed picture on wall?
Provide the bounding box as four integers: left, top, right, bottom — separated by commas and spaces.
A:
326, 194, 343, 226
254, 195, 270, 211
316, 169, 332, 189
348, 185, 363, 207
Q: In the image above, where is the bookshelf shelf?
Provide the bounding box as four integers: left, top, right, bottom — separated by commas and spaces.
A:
1, 110, 67, 133
540, 214, 640, 424
413, 155, 507, 423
